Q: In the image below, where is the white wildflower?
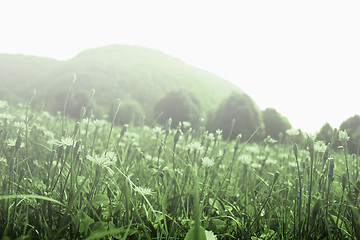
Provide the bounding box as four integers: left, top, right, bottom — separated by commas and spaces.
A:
135, 186, 154, 196
202, 157, 215, 168
240, 154, 252, 165
286, 128, 300, 136
182, 121, 191, 128
6, 139, 24, 148
205, 230, 217, 240
187, 142, 204, 152
338, 130, 349, 144
251, 163, 262, 169
288, 161, 297, 168
266, 159, 278, 165
87, 153, 115, 175
0, 100, 8, 109
93, 119, 106, 129
314, 141, 327, 153
0, 113, 15, 121
153, 127, 164, 136
14, 121, 26, 131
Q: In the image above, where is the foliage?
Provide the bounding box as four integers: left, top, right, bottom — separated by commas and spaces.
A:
207, 92, 263, 140
0, 99, 359, 239
108, 99, 145, 126
339, 114, 360, 153
154, 90, 201, 128
316, 122, 334, 144
0, 45, 239, 125
262, 108, 291, 141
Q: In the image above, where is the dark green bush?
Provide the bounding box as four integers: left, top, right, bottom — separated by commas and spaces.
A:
154, 90, 201, 128
262, 108, 291, 141
207, 92, 262, 140
339, 115, 360, 153
109, 99, 144, 126
316, 122, 333, 144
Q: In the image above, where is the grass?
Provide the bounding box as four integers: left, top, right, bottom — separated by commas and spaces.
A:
0, 92, 360, 239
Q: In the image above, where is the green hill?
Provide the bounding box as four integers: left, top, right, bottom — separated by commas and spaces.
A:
0, 54, 59, 101
1, 45, 245, 124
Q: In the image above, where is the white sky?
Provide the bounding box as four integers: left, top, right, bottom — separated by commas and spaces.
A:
1, 0, 360, 133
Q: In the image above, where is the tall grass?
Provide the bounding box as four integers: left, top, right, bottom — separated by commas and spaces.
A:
0, 94, 359, 239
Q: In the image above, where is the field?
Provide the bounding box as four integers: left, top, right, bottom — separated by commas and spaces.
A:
0, 97, 359, 240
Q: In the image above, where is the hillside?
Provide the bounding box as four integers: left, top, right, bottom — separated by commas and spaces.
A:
1, 45, 245, 123
0, 54, 60, 101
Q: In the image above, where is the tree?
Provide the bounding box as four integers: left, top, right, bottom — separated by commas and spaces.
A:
154, 90, 201, 128
339, 115, 360, 153
316, 122, 333, 144
109, 99, 145, 126
262, 108, 291, 141
207, 92, 262, 140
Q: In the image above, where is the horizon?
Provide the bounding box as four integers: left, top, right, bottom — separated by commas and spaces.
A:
1, 0, 360, 133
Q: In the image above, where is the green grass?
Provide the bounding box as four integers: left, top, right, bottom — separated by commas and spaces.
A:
0, 97, 359, 240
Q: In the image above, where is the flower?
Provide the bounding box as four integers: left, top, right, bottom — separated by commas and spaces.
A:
202, 157, 215, 168
338, 130, 349, 144
207, 133, 215, 142
314, 141, 327, 153
152, 127, 164, 136
14, 121, 26, 131
93, 119, 106, 129
6, 138, 24, 148
251, 163, 262, 169
182, 121, 191, 128
266, 159, 278, 165
135, 186, 154, 196
240, 154, 252, 165
59, 137, 74, 147
0, 100, 8, 109
0, 113, 15, 121
87, 153, 115, 175
187, 142, 204, 152
205, 230, 217, 240
286, 128, 300, 136
106, 151, 117, 161
288, 161, 297, 168
215, 129, 223, 140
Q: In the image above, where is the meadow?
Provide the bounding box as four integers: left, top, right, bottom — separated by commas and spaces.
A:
0, 94, 359, 240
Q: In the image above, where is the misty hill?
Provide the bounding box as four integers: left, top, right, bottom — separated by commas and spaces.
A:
1, 45, 244, 122
0, 54, 59, 102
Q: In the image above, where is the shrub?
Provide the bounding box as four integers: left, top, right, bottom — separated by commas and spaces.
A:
108, 99, 145, 126
154, 90, 201, 128
316, 122, 333, 144
207, 92, 262, 140
262, 108, 291, 141
339, 115, 360, 153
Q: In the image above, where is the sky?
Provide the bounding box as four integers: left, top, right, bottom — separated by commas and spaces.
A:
1, 0, 360, 133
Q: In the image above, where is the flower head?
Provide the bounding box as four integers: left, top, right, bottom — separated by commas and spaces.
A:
314, 141, 326, 153
187, 141, 204, 152
6, 138, 24, 148
338, 130, 349, 144
0, 100, 8, 109
153, 127, 164, 136
202, 157, 215, 168
93, 119, 106, 129
87, 153, 115, 168
135, 186, 154, 196
286, 128, 300, 136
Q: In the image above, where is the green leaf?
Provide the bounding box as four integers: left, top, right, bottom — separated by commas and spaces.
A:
85, 227, 124, 240
184, 226, 207, 240
0, 194, 64, 206
210, 218, 226, 231
92, 194, 110, 208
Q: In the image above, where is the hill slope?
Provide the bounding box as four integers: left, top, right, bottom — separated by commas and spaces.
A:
1, 45, 245, 123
